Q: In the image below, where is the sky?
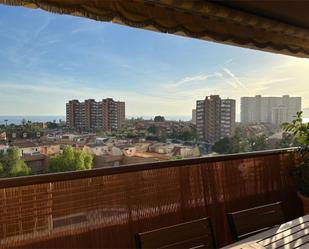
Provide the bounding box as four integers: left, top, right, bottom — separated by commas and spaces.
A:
0, 4, 309, 120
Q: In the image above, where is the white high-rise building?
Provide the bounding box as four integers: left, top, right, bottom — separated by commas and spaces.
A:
241, 95, 301, 125
272, 106, 288, 126
192, 109, 196, 125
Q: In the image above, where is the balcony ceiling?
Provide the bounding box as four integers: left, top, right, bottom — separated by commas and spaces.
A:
1, 0, 309, 58
217, 0, 309, 31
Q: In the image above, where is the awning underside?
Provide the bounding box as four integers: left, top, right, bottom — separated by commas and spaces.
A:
1, 0, 309, 58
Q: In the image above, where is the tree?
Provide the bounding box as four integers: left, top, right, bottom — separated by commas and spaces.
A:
146, 135, 160, 141
46, 121, 59, 129
49, 146, 93, 173
0, 147, 30, 177
248, 134, 268, 151
282, 111, 309, 149
177, 130, 197, 141
212, 137, 232, 154
229, 127, 247, 153
276, 132, 294, 148
168, 156, 183, 160
21, 118, 27, 126
126, 131, 138, 138
154, 116, 165, 122
212, 127, 245, 154
147, 124, 157, 134
282, 111, 309, 197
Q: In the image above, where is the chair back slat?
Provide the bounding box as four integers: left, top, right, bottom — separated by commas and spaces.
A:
135, 217, 215, 249
227, 202, 285, 241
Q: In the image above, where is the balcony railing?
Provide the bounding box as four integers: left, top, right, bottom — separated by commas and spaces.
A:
0, 148, 302, 248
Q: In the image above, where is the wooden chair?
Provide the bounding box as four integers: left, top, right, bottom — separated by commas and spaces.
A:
135, 217, 216, 249
227, 202, 285, 242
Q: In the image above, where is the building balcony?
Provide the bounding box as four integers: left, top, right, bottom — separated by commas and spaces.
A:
0, 148, 302, 248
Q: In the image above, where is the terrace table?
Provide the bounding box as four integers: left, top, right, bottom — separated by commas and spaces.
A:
221, 214, 309, 249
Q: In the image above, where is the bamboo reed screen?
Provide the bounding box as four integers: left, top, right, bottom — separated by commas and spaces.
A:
0, 150, 301, 248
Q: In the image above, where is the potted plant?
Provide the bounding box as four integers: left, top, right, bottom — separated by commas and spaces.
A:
282, 112, 309, 214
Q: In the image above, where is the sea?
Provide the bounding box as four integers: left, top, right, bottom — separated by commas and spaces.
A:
0, 115, 192, 125
0, 115, 308, 125
127, 115, 192, 121
0, 116, 66, 125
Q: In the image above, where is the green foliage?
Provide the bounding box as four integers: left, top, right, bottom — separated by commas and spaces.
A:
212, 127, 247, 154
159, 134, 167, 143
180, 130, 194, 140
0, 162, 4, 174
147, 124, 157, 134
169, 129, 197, 141
212, 137, 231, 154
84, 154, 92, 170
276, 132, 294, 148
126, 131, 138, 139
146, 135, 160, 141
282, 111, 309, 152
0, 147, 31, 177
168, 155, 183, 160
154, 116, 165, 122
21, 118, 27, 126
248, 134, 268, 151
49, 145, 93, 173
282, 111, 309, 197
46, 121, 59, 129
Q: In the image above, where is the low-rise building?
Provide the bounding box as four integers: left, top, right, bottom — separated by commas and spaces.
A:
39, 141, 61, 156
171, 145, 200, 158
133, 142, 152, 152
11, 140, 62, 157
23, 154, 49, 174
12, 141, 41, 156
84, 143, 123, 156
84, 144, 110, 156
0, 132, 6, 140
132, 142, 200, 159
0, 143, 9, 154
149, 143, 175, 154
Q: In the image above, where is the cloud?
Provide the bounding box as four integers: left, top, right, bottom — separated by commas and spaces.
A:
1, 54, 308, 118
164, 67, 245, 91
33, 16, 51, 39
1, 4, 309, 118
258, 78, 291, 88
223, 68, 246, 88
165, 72, 222, 88
225, 80, 239, 89
0, 80, 187, 116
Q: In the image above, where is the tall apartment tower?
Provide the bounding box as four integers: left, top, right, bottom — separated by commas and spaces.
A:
196, 95, 235, 143
192, 109, 196, 125
221, 99, 236, 138
66, 100, 81, 128
116, 101, 126, 130
102, 98, 125, 131
84, 99, 102, 130
241, 95, 301, 125
66, 98, 125, 131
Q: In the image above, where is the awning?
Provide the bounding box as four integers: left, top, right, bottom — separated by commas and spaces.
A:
1, 0, 309, 58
